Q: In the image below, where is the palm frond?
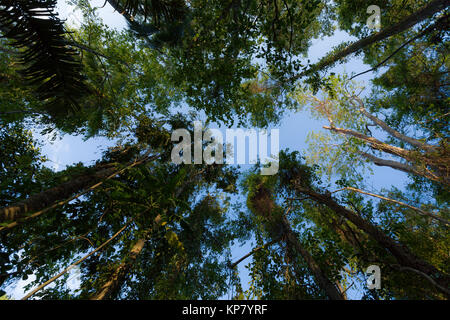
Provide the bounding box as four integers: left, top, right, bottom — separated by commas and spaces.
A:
109, 0, 187, 25
0, 0, 88, 114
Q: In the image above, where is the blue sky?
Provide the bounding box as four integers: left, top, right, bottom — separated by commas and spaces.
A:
9, 0, 411, 299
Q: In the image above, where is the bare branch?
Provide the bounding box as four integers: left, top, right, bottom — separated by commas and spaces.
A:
349, 96, 437, 151
324, 125, 411, 159
332, 187, 450, 226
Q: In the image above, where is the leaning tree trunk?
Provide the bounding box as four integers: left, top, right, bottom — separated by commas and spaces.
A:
249, 185, 344, 300
295, 0, 448, 79
90, 214, 162, 300
0, 165, 117, 223
281, 216, 345, 300
91, 237, 147, 300
295, 186, 450, 297
0, 151, 160, 231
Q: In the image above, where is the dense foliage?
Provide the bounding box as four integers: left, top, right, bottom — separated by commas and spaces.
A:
0, 0, 448, 300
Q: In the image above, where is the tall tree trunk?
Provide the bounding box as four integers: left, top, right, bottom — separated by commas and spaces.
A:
295, 0, 448, 79
90, 215, 162, 300
0, 152, 160, 230
249, 185, 344, 300
91, 237, 146, 300
281, 216, 345, 300
0, 165, 117, 223
295, 186, 450, 296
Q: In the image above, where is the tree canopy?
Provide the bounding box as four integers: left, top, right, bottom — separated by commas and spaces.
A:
0, 0, 448, 300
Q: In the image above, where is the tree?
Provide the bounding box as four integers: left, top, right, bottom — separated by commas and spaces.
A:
1, 0, 448, 301
296, 77, 449, 186
0, 0, 88, 113
235, 151, 449, 299
293, 0, 449, 82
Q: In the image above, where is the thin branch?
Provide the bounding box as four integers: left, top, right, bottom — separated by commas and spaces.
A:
332, 187, 450, 226
392, 264, 450, 297
349, 96, 437, 151
349, 14, 449, 81
21, 220, 133, 300
229, 239, 279, 269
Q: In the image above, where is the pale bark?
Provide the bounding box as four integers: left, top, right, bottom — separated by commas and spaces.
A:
91, 237, 146, 300
333, 187, 450, 226
90, 214, 162, 300
324, 126, 411, 159
323, 124, 447, 184
350, 96, 437, 151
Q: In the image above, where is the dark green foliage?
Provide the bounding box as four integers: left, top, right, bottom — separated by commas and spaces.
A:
0, 0, 88, 114
0, 0, 448, 300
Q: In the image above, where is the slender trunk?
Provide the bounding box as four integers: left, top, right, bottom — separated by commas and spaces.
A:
296, 0, 448, 78
295, 186, 450, 296
0, 165, 117, 223
229, 239, 279, 269
249, 186, 344, 299
0, 152, 160, 230
334, 187, 450, 226
359, 151, 443, 183
21, 221, 132, 300
281, 216, 345, 300
91, 214, 162, 300
91, 237, 146, 300
335, 281, 347, 300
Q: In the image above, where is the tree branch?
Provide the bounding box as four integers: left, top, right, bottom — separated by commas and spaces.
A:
324, 125, 411, 159
229, 239, 279, 269
21, 220, 133, 300
291, 0, 449, 81
349, 96, 437, 151
333, 186, 450, 226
